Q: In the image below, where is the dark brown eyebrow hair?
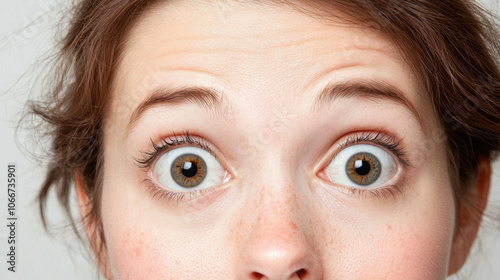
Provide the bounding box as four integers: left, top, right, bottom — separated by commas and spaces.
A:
127, 80, 423, 134
127, 86, 224, 133
313, 80, 423, 126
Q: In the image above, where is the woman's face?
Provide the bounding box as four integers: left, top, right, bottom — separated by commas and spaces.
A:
100, 1, 457, 279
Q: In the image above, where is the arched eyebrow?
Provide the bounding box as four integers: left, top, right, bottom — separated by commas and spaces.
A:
126, 86, 225, 134
313, 80, 423, 127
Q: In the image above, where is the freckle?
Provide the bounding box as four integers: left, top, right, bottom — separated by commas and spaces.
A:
387, 224, 392, 231
311, 232, 317, 241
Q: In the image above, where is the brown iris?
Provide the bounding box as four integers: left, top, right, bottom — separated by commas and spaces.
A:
170, 154, 207, 188
345, 152, 381, 186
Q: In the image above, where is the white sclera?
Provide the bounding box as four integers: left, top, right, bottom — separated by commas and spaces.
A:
325, 144, 397, 189
153, 146, 225, 192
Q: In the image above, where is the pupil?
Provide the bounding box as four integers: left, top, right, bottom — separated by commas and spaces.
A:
354, 160, 371, 176
181, 161, 198, 177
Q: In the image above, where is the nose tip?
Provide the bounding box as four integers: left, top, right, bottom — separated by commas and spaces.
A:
238, 228, 322, 280
246, 247, 306, 279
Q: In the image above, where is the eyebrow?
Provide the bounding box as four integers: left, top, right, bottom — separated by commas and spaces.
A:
127, 80, 422, 134
127, 86, 224, 133
313, 80, 422, 126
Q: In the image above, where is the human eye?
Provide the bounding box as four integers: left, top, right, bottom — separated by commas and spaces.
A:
155, 146, 226, 189
319, 132, 409, 198
135, 132, 231, 204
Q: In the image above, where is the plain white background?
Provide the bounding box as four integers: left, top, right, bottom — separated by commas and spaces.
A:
1, 0, 499, 279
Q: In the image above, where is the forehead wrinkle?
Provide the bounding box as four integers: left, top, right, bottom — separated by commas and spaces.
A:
121, 0, 398, 80
125, 0, 388, 55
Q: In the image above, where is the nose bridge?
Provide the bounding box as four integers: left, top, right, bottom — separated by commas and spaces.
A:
236, 156, 323, 280
250, 142, 317, 237
248, 153, 305, 234
251, 181, 302, 245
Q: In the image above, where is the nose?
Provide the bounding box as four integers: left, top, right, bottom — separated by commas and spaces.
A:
240, 240, 320, 280
237, 187, 323, 280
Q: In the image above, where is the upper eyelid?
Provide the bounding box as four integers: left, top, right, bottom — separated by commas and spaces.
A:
314, 131, 409, 173
136, 133, 243, 181
340, 132, 409, 164
134, 133, 216, 169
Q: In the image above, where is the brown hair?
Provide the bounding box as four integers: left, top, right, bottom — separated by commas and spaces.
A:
31, 0, 500, 273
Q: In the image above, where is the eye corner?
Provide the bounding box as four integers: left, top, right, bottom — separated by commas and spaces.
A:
134, 153, 155, 170
315, 168, 331, 182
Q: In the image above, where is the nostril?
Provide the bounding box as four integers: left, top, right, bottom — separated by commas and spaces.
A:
296, 268, 307, 277
250, 270, 307, 279
251, 272, 264, 279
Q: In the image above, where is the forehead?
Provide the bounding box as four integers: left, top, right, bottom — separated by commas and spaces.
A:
119, 2, 410, 78
111, 0, 430, 132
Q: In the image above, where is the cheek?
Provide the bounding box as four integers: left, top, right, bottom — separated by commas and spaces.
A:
103, 217, 232, 279
317, 183, 456, 279
100, 180, 233, 279
352, 218, 454, 279
319, 214, 455, 279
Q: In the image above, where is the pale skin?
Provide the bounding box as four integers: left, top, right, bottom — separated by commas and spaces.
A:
76, 1, 491, 279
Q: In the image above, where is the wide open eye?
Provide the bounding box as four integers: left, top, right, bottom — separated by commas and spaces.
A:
325, 144, 397, 188
153, 146, 226, 192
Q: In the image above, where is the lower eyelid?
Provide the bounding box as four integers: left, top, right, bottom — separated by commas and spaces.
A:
347, 183, 405, 199
142, 170, 233, 206
142, 179, 208, 204
316, 176, 407, 200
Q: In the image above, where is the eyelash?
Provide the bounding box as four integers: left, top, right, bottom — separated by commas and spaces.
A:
135, 131, 214, 169
135, 131, 409, 204
333, 131, 409, 199
339, 131, 409, 165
